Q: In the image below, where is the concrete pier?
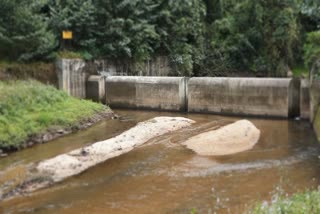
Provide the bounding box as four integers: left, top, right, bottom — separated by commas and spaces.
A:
56, 59, 87, 99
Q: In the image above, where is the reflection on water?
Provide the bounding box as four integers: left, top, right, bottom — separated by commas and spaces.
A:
1, 110, 320, 213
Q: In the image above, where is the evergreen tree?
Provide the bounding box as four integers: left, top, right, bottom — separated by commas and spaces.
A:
0, 0, 56, 61
155, 0, 206, 76
301, 0, 320, 29
92, 0, 160, 60
0, 0, 317, 77
203, 0, 299, 76
49, 0, 97, 56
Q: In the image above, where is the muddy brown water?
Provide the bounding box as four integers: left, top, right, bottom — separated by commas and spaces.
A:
1, 110, 320, 213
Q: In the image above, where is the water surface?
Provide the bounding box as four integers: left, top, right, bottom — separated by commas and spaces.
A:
1, 110, 320, 213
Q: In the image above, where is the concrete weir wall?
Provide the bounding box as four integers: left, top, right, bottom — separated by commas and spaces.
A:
55, 58, 319, 120
188, 78, 299, 117
105, 76, 187, 111
85, 76, 302, 118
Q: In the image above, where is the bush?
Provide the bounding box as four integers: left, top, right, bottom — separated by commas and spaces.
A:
203, 0, 299, 77
0, 0, 56, 61
304, 31, 320, 80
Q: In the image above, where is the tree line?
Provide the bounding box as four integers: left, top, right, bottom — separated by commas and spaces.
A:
0, 0, 319, 77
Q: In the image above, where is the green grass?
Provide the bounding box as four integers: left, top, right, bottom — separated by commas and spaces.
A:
250, 190, 320, 214
57, 51, 93, 60
0, 80, 109, 151
292, 65, 309, 78
57, 51, 83, 59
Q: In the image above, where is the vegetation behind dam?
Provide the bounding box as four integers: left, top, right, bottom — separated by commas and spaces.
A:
0, 0, 320, 78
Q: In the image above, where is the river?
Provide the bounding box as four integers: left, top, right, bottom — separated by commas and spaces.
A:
1, 110, 320, 213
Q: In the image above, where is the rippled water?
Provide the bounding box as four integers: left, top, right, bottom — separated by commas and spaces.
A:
1, 110, 320, 213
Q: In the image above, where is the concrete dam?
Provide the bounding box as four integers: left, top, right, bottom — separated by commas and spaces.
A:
56, 59, 319, 120
85, 76, 305, 119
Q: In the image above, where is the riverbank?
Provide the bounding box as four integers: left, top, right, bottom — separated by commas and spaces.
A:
0, 80, 112, 154
251, 190, 320, 213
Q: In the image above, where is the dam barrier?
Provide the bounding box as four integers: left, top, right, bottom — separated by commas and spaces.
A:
85, 76, 305, 118
55, 58, 320, 120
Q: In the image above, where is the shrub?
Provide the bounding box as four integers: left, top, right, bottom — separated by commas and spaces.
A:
304, 31, 320, 80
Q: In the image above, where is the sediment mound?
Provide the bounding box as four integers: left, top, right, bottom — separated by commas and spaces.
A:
183, 120, 260, 156
36, 117, 195, 182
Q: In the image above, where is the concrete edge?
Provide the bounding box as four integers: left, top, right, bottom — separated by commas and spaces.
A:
313, 105, 320, 142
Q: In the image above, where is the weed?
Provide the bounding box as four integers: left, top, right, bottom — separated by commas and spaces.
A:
250, 190, 320, 214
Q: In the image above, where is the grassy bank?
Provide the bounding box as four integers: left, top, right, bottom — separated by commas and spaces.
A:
251, 190, 320, 214
0, 80, 110, 151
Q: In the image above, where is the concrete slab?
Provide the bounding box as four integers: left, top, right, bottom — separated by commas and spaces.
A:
105, 76, 187, 111
187, 77, 298, 118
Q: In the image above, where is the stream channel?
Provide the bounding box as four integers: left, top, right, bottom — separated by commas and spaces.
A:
1, 109, 320, 213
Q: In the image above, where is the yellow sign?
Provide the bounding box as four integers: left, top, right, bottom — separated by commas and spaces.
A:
62, 31, 73, 39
